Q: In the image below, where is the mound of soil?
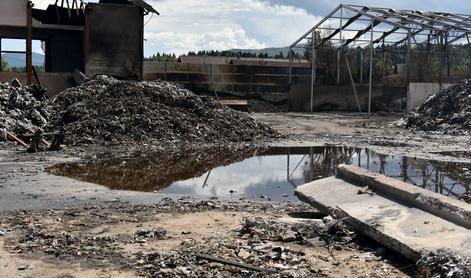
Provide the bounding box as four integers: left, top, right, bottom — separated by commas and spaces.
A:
45, 76, 279, 145
405, 80, 471, 133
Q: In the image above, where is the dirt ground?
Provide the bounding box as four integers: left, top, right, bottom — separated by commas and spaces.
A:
1, 112, 470, 277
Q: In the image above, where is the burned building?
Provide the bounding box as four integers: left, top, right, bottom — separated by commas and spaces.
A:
0, 0, 158, 93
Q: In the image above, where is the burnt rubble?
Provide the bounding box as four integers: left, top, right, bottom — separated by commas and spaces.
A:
45, 76, 279, 146
0, 80, 49, 136
404, 80, 471, 134
417, 250, 471, 278
0, 198, 409, 277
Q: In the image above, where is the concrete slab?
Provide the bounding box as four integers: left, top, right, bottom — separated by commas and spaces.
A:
337, 165, 471, 229
295, 176, 471, 261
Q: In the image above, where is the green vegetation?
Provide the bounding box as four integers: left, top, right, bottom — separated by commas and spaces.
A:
0, 56, 11, 72
187, 50, 286, 59
145, 52, 178, 62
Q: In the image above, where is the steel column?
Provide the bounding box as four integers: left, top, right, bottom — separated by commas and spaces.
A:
368, 19, 374, 115
360, 51, 363, 85
337, 6, 343, 85
311, 31, 317, 112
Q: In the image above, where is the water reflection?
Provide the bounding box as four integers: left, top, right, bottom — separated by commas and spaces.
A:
49, 146, 471, 202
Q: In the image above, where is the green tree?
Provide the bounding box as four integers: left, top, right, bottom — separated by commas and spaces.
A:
1, 56, 11, 72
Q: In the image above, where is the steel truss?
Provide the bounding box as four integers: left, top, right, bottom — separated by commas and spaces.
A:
289, 4, 471, 114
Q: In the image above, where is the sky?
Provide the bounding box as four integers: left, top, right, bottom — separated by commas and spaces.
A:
3, 0, 471, 57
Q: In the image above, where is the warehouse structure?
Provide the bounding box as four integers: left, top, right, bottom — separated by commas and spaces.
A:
289, 4, 471, 113
0, 0, 157, 93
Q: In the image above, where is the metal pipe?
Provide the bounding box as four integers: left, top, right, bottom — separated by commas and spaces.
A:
290, 4, 342, 48
345, 57, 362, 113
337, 6, 343, 85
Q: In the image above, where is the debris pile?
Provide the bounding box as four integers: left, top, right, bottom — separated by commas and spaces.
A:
405, 80, 471, 133
417, 250, 471, 278
0, 79, 49, 136
46, 76, 279, 145
239, 216, 356, 250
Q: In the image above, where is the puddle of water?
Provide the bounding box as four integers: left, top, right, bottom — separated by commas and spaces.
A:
49, 146, 471, 202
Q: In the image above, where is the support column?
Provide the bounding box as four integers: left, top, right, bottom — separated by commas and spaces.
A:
439, 34, 444, 90
382, 42, 386, 80
288, 48, 293, 84
405, 31, 411, 109
368, 19, 374, 116
337, 7, 343, 85
311, 31, 317, 113
360, 51, 363, 85
26, 1, 33, 85
466, 35, 471, 78
0, 38, 2, 72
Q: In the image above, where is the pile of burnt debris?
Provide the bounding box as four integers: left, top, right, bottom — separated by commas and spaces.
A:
418, 250, 471, 278
45, 76, 278, 146
0, 79, 48, 137
1, 76, 279, 148
404, 80, 471, 134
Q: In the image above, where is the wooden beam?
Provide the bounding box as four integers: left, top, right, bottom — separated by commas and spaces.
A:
6, 131, 28, 148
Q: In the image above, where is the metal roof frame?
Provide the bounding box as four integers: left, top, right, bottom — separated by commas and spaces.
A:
289, 4, 471, 115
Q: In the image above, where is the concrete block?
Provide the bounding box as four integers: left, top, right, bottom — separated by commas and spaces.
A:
337, 164, 471, 230
295, 176, 471, 261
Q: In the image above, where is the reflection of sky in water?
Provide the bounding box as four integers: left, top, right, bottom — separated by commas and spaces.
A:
160, 148, 471, 201
160, 155, 306, 201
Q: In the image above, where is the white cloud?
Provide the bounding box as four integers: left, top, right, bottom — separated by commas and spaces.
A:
143, 0, 321, 55
145, 27, 265, 56
31, 0, 322, 56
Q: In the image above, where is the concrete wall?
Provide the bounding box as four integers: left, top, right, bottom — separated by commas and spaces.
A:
289, 78, 406, 112
144, 61, 310, 102
407, 82, 454, 112
0, 72, 74, 96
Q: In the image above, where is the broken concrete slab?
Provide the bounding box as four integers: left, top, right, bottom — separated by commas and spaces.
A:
295, 173, 471, 261
337, 164, 471, 229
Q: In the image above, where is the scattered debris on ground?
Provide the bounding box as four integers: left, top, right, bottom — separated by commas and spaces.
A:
418, 250, 471, 278
0, 199, 412, 277
404, 80, 471, 134
45, 76, 279, 146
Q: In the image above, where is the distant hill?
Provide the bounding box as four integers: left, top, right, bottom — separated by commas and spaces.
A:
1, 52, 45, 68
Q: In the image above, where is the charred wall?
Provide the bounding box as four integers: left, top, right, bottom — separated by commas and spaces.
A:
84, 3, 143, 79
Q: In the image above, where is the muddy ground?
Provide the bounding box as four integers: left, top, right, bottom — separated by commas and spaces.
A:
1, 112, 470, 277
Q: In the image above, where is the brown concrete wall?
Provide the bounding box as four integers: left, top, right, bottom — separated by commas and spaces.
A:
144, 61, 310, 102
289, 77, 406, 112
0, 72, 74, 96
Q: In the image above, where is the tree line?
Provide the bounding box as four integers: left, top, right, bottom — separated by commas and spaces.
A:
145, 50, 287, 62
